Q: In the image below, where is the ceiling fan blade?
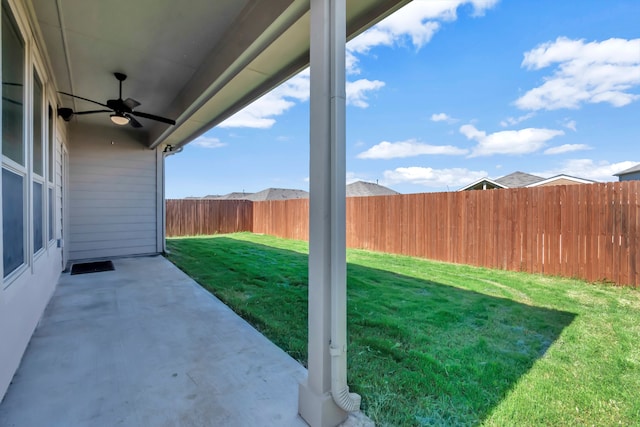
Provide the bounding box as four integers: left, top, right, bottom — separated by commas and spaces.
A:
124, 98, 141, 110
59, 91, 109, 108
128, 115, 143, 128
74, 109, 112, 115
131, 110, 176, 125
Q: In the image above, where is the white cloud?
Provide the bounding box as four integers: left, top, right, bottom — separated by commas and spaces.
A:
382, 166, 488, 188
358, 139, 468, 159
544, 144, 591, 154
516, 37, 640, 110
346, 0, 499, 73
431, 112, 458, 123
219, 71, 309, 129
346, 79, 385, 107
460, 124, 564, 157
500, 112, 535, 127
534, 159, 639, 182
221, 1, 500, 128
561, 118, 577, 131
192, 136, 227, 148
220, 70, 386, 128
543, 144, 591, 155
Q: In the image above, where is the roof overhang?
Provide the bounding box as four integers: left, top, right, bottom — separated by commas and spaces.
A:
30, 0, 410, 149
613, 164, 640, 176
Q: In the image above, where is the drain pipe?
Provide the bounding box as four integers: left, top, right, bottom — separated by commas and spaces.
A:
327, 0, 360, 411
330, 270, 361, 412
328, 184, 360, 412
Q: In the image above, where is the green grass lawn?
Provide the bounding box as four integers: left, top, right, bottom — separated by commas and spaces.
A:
166, 233, 640, 426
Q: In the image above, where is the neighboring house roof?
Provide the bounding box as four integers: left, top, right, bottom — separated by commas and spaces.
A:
613, 163, 640, 176
459, 171, 595, 191
495, 171, 544, 188
346, 181, 399, 197
247, 188, 309, 201
527, 174, 596, 187
202, 188, 309, 201
216, 192, 253, 200
458, 178, 507, 191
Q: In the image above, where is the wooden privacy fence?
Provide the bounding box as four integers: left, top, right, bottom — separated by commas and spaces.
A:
166, 199, 252, 237
168, 181, 640, 286
342, 182, 639, 287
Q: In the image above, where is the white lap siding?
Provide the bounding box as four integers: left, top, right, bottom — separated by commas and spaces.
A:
68, 123, 160, 261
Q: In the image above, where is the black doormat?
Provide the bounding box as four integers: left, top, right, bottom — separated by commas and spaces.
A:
70, 260, 115, 275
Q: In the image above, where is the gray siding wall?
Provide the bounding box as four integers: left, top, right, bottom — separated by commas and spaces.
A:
619, 172, 640, 181
68, 123, 159, 260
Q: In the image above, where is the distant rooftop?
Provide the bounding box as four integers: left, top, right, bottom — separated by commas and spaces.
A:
201, 188, 308, 201
614, 163, 640, 176
495, 171, 544, 188
346, 181, 399, 197
196, 183, 399, 200
246, 188, 309, 201
213, 192, 253, 200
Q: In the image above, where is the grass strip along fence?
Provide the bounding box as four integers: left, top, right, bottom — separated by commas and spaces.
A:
167, 181, 640, 286
166, 233, 640, 426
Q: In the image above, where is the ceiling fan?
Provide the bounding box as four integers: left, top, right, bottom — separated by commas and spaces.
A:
57, 72, 176, 128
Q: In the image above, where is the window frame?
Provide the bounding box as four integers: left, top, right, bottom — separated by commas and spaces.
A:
47, 103, 55, 245
32, 65, 46, 257
2, 0, 60, 286
1, 0, 29, 284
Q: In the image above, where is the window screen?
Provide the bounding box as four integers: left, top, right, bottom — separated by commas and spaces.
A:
48, 105, 54, 182
3, 169, 24, 276
1, 1, 25, 165
33, 71, 43, 176
33, 181, 43, 253
48, 187, 53, 241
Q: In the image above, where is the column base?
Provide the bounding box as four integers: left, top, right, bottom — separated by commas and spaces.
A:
299, 380, 347, 427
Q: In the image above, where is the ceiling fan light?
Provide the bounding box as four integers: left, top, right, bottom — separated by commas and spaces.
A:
110, 113, 129, 126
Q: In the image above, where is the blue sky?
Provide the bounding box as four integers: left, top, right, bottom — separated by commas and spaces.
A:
166, 0, 640, 198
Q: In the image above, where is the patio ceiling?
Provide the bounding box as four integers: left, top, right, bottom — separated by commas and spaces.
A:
31, 0, 410, 149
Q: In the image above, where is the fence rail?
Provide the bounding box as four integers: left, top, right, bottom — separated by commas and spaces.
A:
168, 182, 640, 287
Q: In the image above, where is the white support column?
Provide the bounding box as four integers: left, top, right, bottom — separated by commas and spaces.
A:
298, 0, 350, 426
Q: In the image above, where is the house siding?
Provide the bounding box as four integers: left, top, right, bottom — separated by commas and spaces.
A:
618, 171, 640, 181
535, 178, 584, 187
68, 123, 159, 261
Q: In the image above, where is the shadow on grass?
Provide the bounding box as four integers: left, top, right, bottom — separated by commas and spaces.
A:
167, 236, 576, 426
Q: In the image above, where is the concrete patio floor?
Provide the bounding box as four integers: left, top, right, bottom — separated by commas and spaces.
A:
0, 255, 346, 427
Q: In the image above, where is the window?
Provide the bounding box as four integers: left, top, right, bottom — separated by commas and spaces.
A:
33, 182, 43, 252
1, 1, 24, 165
48, 105, 53, 182
33, 72, 43, 175
2, 0, 26, 278
48, 105, 54, 242
2, 169, 24, 275
32, 70, 45, 254
48, 187, 53, 241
